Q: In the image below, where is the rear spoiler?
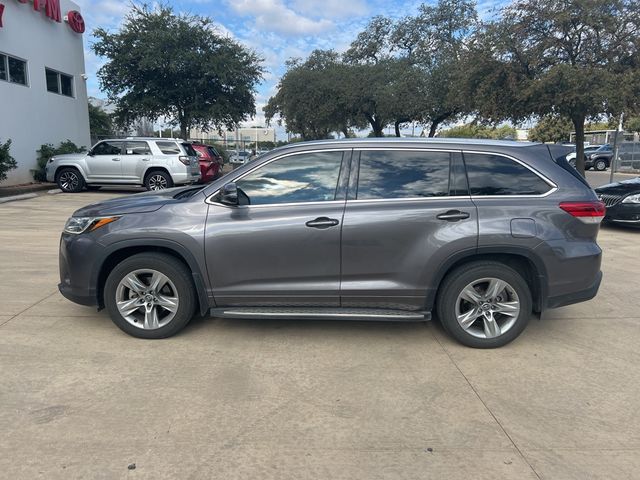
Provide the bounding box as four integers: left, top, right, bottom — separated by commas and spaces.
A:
546, 144, 591, 188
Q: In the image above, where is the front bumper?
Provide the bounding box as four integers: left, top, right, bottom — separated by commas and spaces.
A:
58, 233, 100, 308
603, 202, 640, 226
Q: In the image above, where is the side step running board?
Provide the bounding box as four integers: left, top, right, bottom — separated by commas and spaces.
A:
210, 307, 430, 322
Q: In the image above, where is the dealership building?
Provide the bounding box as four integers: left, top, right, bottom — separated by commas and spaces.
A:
0, 0, 90, 186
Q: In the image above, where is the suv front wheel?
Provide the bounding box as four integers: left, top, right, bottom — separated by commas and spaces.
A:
56, 167, 85, 193
437, 261, 532, 348
104, 253, 196, 338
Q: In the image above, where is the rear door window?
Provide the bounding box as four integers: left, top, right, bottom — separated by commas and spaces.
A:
125, 141, 151, 155
356, 150, 451, 199
463, 152, 553, 196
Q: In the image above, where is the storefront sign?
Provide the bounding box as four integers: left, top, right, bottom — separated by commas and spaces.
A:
0, 0, 84, 33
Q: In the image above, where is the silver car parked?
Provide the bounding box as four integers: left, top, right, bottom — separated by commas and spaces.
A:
45, 137, 201, 192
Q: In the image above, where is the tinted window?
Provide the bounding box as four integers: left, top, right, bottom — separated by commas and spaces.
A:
125, 141, 151, 155
357, 150, 450, 199
0, 54, 6, 81
464, 153, 551, 196
45, 69, 58, 93
92, 141, 122, 156
156, 141, 181, 155
235, 152, 343, 205
181, 143, 197, 156
60, 74, 73, 97
8, 56, 27, 85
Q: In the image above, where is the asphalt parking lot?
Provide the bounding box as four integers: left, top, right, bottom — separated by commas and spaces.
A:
1, 171, 639, 479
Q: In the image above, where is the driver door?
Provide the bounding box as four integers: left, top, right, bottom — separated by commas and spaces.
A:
85, 140, 124, 181
204, 150, 350, 307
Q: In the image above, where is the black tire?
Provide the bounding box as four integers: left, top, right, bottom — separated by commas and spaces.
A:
56, 167, 85, 193
144, 170, 173, 191
594, 159, 607, 171
436, 261, 532, 348
104, 253, 196, 339
86, 185, 101, 191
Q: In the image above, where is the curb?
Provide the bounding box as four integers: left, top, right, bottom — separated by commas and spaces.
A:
0, 193, 39, 204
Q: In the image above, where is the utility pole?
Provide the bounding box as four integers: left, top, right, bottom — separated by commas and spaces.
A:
609, 112, 624, 184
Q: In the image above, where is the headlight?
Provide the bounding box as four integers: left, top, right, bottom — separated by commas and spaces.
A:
63, 216, 119, 234
622, 194, 640, 204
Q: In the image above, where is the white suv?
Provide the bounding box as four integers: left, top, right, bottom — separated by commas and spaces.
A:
45, 138, 201, 192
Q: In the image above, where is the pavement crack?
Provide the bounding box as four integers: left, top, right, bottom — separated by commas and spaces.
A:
0, 290, 58, 328
432, 331, 542, 480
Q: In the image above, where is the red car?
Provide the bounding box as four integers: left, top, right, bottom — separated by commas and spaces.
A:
191, 143, 223, 183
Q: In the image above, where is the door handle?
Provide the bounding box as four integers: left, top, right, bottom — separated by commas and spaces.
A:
305, 217, 340, 229
111, 158, 120, 161
142, 158, 150, 161
436, 210, 470, 222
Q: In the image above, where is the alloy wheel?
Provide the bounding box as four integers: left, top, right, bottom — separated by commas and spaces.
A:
455, 277, 520, 339
59, 171, 79, 191
148, 174, 168, 190
115, 269, 179, 330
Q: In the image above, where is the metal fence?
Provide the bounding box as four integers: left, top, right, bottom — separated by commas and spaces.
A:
615, 142, 640, 172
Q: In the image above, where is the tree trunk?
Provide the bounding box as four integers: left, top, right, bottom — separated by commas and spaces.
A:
572, 115, 586, 177
428, 120, 440, 138
394, 120, 402, 137
180, 123, 189, 141
365, 113, 384, 137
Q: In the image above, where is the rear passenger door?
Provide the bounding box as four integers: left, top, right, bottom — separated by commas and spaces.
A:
121, 141, 152, 181
340, 149, 478, 311
462, 151, 556, 249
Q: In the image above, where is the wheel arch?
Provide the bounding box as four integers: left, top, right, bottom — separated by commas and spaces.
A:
54, 163, 88, 182
143, 166, 172, 181
94, 239, 210, 316
427, 247, 547, 314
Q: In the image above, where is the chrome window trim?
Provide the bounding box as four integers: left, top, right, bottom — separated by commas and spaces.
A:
204, 148, 350, 207
347, 196, 471, 205
462, 150, 558, 198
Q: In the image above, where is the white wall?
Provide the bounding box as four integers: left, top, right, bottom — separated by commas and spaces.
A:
0, 0, 90, 186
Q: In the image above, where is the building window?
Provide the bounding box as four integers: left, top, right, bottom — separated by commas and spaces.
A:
0, 53, 28, 86
45, 68, 74, 97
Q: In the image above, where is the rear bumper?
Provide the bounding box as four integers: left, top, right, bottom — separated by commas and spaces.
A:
545, 270, 602, 309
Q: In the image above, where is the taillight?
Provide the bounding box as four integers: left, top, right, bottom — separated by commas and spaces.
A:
559, 201, 606, 224
178, 156, 190, 166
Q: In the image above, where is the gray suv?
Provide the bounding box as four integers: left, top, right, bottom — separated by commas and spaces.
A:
58, 138, 604, 348
45, 138, 201, 192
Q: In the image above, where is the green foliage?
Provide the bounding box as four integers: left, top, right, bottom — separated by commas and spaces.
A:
439, 123, 516, 139
0, 139, 18, 183
93, 4, 263, 139
626, 116, 640, 133
266, 0, 478, 139
34, 140, 86, 182
463, 0, 640, 175
529, 116, 573, 143
88, 103, 113, 138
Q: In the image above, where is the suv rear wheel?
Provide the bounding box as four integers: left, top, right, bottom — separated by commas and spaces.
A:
144, 170, 173, 191
104, 253, 196, 339
437, 261, 532, 348
56, 168, 85, 193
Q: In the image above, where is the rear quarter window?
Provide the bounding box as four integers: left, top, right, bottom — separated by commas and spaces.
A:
463, 152, 553, 196
155, 141, 181, 155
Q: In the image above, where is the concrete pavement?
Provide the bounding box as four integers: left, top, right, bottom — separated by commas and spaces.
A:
1, 189, 639, 479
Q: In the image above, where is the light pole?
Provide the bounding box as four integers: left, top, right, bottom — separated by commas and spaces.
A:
609, 112, 624, 184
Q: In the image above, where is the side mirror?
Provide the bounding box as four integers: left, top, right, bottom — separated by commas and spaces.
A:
87, 150, 95, 156
220, 182, 238, 206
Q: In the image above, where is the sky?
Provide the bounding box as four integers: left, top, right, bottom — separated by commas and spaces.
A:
75, 0, 502, 137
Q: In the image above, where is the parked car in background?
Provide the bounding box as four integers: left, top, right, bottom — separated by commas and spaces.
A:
191, 143, 223, 183
595, 177, 640, 226
46, 138, 201, 192
567, 144, 612, 171
229, 150, 250, 166
58, 138, 603, 348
